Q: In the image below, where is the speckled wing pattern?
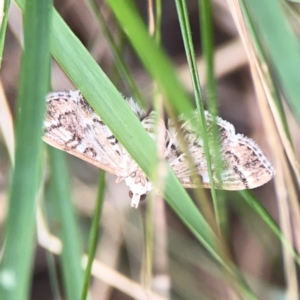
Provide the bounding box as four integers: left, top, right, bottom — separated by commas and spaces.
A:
44, 90, 124, 175
166, 111, 275, 190
43, 90, 275, 208
44, 90, 152, 208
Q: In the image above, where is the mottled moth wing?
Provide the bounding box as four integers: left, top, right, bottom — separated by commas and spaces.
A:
44, 90, 156, 208
219, 134, 275, 190
166, 111, 275, 190
44, 90, 126, 176
44, 89, 275, 208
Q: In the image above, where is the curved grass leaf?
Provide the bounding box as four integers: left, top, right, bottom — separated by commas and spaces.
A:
47, 7, 222, 270
0, 0, 52, 298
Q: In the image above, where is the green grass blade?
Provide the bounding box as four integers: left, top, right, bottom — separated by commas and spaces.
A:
106, 0, 194, 118
81, 170, 105, 300
0, 0, 10, 68
45, 250, 62, 299
47, 147, 84, 300
47, 4, 226, 275
243, 0, 300, 122
86, 0, 145, 107
198, 0, 227, 234
174, 0, 220, 227
46, 6, 221, 262
0, 0, 52, 298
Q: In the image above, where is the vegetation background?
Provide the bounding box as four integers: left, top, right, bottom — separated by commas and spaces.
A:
0, 0, 300, 299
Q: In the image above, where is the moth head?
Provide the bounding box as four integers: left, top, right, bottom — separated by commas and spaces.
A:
125, 171, 152, 208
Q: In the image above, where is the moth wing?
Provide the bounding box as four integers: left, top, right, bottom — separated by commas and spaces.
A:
166, 112, 274, 190
44, 91, 125, 176
218, 134, 275, 190
166, 120, 210, 188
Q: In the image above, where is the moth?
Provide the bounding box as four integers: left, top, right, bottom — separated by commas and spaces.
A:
43, 90, 275, 208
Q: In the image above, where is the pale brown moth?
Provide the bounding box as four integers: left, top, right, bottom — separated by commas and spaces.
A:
43, 90, 275, 208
